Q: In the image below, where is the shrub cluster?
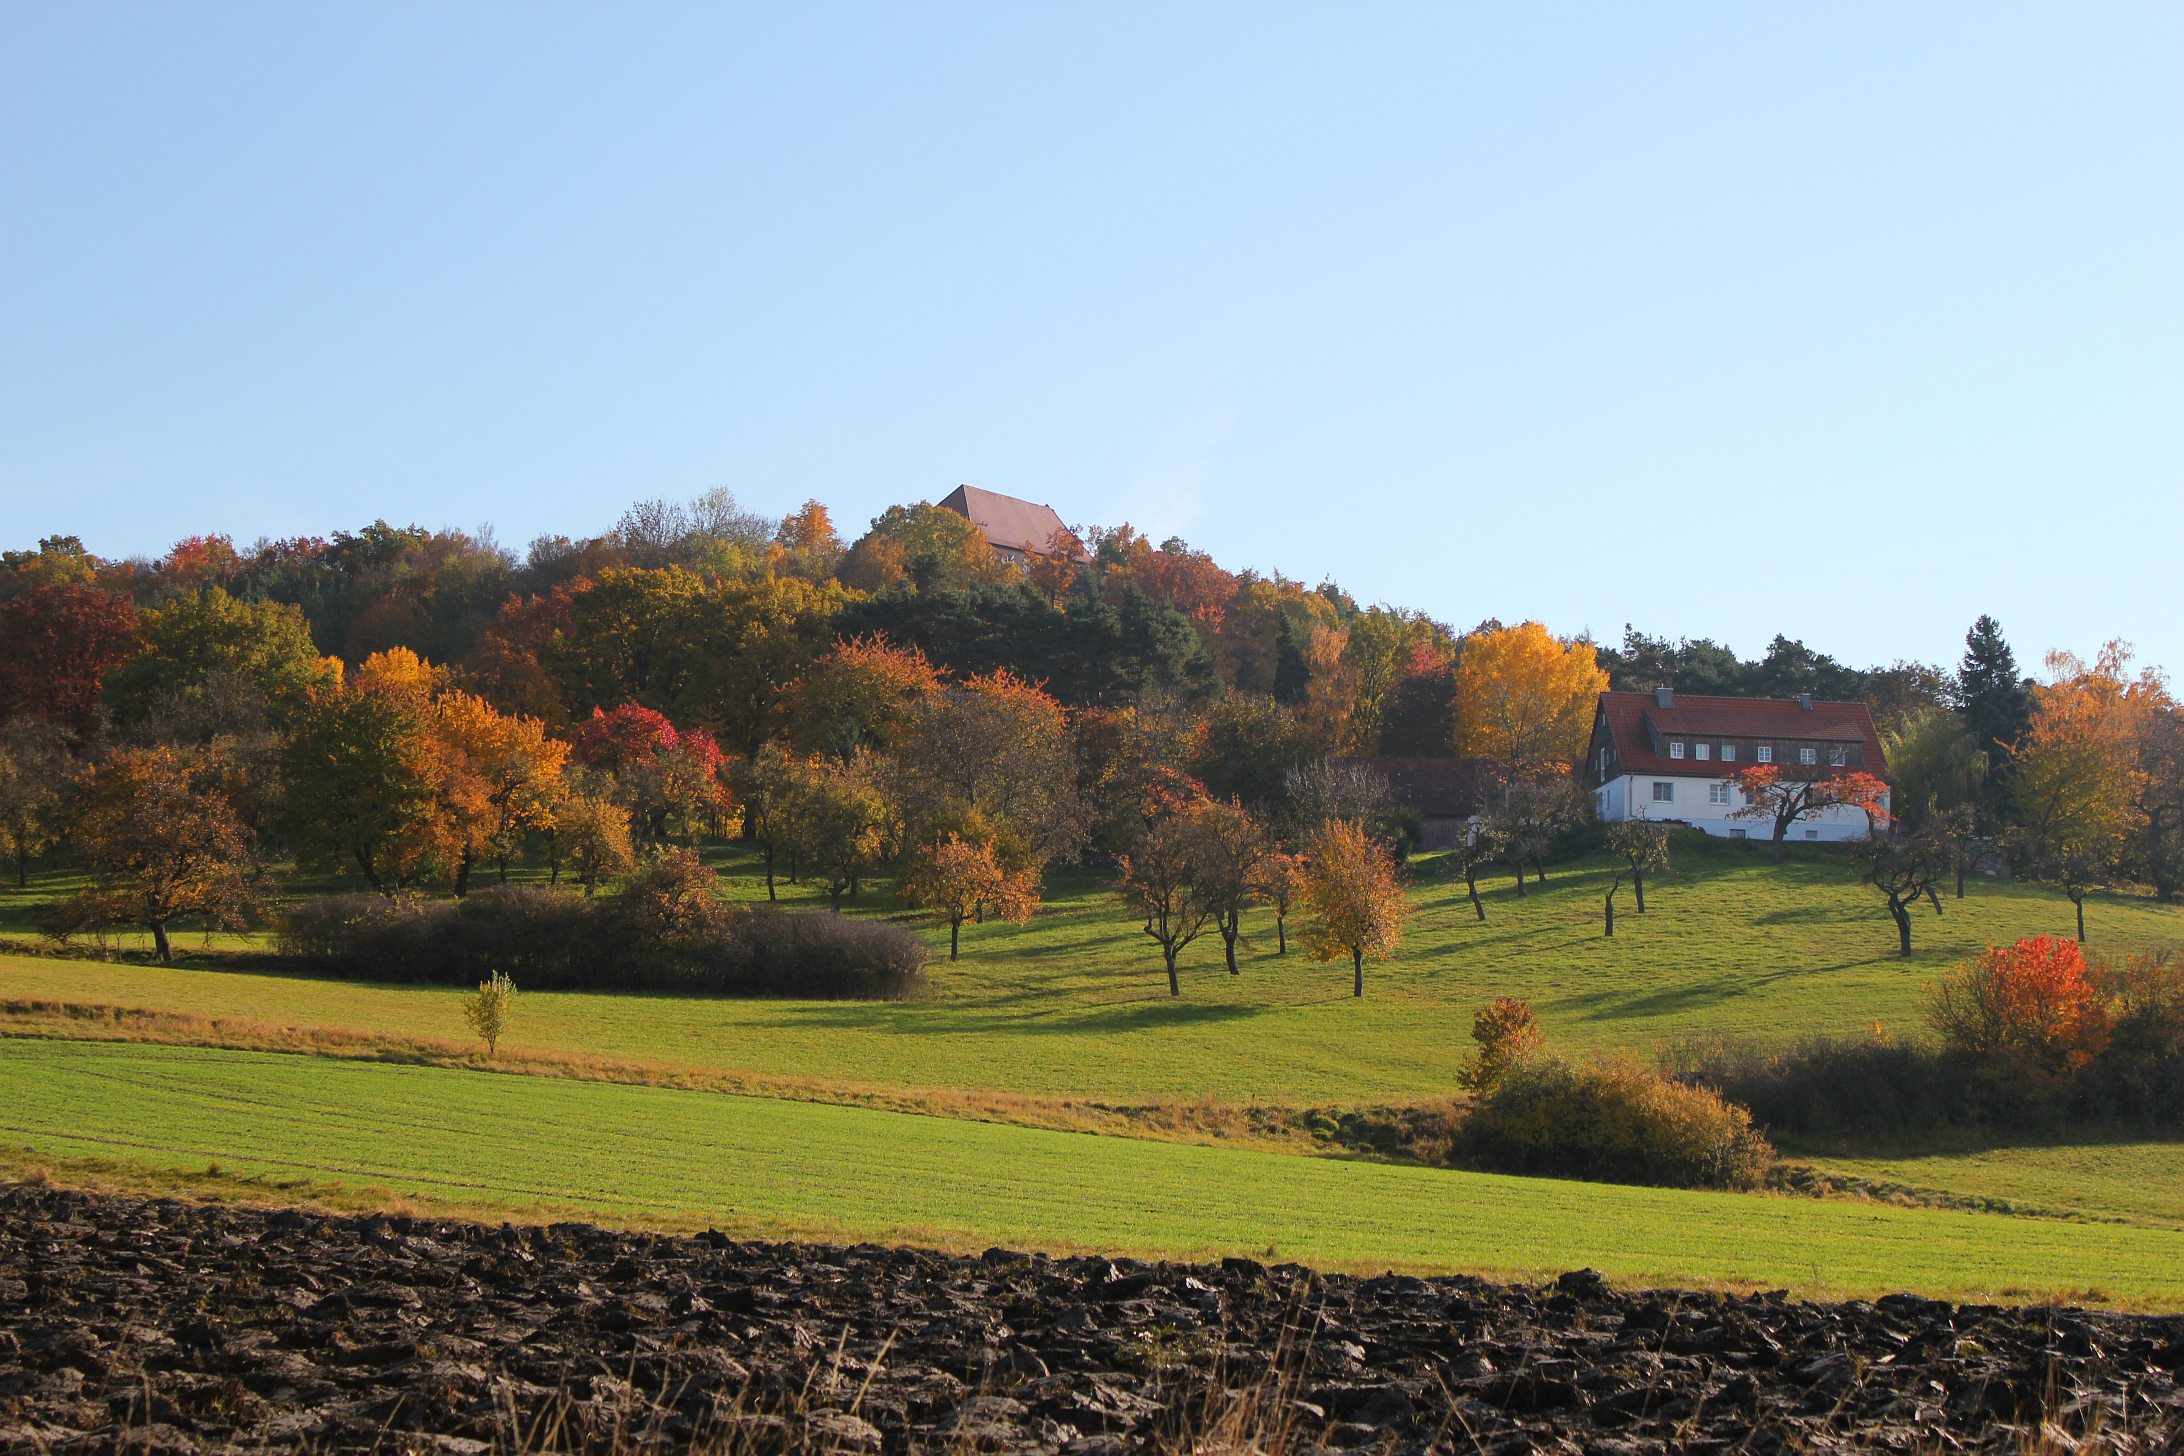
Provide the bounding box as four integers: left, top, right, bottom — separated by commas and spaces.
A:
1457, 1057, 1774, 1190
279, 857, 930, 1000
1668, 942, 2184, 1141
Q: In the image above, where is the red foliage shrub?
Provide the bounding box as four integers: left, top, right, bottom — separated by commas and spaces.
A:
1928, 935, 2110, 1079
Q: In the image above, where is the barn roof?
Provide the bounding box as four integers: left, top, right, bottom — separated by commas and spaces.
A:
1592, 690, 1888, 778
935, 485, 1087, 561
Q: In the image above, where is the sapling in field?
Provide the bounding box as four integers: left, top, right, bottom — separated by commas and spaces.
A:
462, 970, 517, 1057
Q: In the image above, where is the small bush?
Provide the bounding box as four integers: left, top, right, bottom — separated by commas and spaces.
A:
1458, 996, 1543, 1095
462, 970, 516, 1056
1929, 935, 2109, 1083
1458, 1058, 1774, 1189
278, 882, 930, 1000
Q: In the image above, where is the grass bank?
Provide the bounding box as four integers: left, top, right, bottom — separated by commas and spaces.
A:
5, 1039, 2180, 1308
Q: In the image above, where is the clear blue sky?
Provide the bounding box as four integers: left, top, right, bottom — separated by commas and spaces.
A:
4, 3, 2178, 676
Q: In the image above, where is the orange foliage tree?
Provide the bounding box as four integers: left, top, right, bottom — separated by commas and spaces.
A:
1451, 623, 1608, 769
1728, 764, 1891, 862
781, 634, 943, 759
2009, 643, 2159, 935
1297, 818, 1408, 997
899, 832, 1039, 960
1929, 935, 2110, 1081
68, 745, 261, 962
892, 669, 1085, 871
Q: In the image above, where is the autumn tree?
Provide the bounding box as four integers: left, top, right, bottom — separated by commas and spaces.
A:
730, 740, 802, 900
1073, 701, 1203, 856
1117, 812, 1218, 996
691, 575, 854, 755
542, 566, 712, 719
1451, 623, 1609, 770
1190, 799, 1273, 975
1929, 802, 1985, 900
772, 499, 845, 581
781, 634, 943, 759
891, 669, 1085, 872
2009, 644, 2148, 936
577, 704, 732, 844
1377, 641, 1461, 756
104, 588, 335, 731
1602, 820, 1671, 937
899, 833, 1038, 959
551, 777, 636, 896
0, 581, 139, 737
283, 672, 441, 893
1854, 825, 1949, 958
462, 971, 517, 1058
433, 689, 568, 888
1929, 936, 2109, 1083
67, 745, 261, 961
1728, 764, 1891, 862
1459, 996, 1544, 1095
838, 502, 1011, 594
1298, 819, 1408, 997
775, 751, 894, 909
0, 720, 74, 886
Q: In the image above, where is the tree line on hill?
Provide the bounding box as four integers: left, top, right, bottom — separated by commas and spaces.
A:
0, 491, 2177, 975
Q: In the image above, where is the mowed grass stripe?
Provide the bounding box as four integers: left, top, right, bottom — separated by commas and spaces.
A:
6, 1040, 2181, 1305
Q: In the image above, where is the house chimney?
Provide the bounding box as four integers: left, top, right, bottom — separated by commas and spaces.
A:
1798, 692, 1813, 710
1654, 686, 1674, 709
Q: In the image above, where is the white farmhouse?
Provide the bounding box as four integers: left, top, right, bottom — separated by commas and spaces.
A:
1583, 688, 1890, 842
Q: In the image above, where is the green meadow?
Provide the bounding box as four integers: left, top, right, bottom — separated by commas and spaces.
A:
5, 839, 2177, 1105
4, 840, 2180, 1306
6, 1038, 2182, 1306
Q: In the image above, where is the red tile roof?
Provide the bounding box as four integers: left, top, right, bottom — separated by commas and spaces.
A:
936, 485, 1088, 561
1590, 691, 1888, 779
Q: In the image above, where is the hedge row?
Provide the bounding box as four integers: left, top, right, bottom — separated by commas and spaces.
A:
278, 876, 929, 1001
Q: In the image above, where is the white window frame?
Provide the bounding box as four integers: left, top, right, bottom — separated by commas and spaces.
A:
1708, 783, 1730, 805
1695, 742, 1711, 761
1828, 746, 1848, 767
1668, 740, 1685, 760
1652, 781, 1674, 803
1799, 747, 1818, 765
1722, 744, 1737, 762
1756, 745, 1773, 764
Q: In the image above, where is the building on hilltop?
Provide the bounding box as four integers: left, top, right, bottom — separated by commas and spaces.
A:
1584, 688, 1889, 841
935, 485, 1088, 571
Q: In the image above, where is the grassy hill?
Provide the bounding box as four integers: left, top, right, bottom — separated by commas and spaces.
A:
7, 1038, 2181, 1306
5, 838, 2178, 1105
5, 840, 2180, 1306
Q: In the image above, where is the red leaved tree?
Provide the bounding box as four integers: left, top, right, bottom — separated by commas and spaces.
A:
1929, 935, 2110, 1081
1729, 764, 1891, 861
